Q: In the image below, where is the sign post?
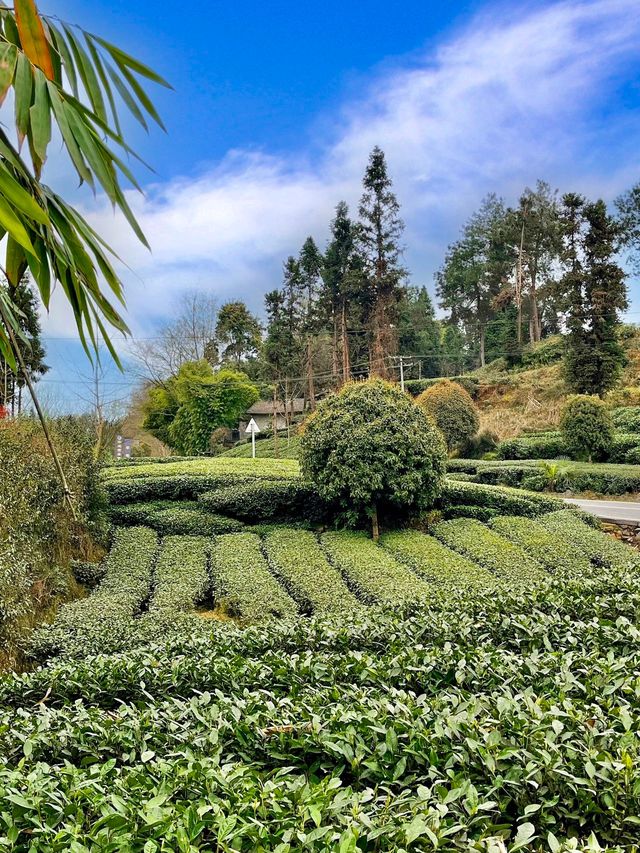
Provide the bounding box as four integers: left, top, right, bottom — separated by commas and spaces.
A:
245, 417, 260, 459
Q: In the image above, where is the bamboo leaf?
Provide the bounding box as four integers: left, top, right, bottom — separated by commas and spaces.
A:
0, 194, 34, 252
85, 34, 121, 136
29, 67, 51, 166
105, 60, 147, 130
14, 50, 32, 147
63, 23, 106, 123
46, 21, 78, 95
89, 33, 172, 88
120, 64, 165, 131
46, 81, 93, 186
0, 42, 17, 105
5, 235, 27, 286
14, 0, 54, 80
0, 160, 49, 225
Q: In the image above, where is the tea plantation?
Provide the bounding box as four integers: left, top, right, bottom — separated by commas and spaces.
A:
2, 457, 640, 851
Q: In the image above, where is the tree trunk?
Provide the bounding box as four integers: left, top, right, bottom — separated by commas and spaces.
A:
272, 385, 279, 459
306, 337, 316, 410
332, 309, 339, 383
341, 300, 350, 383
17, 383, 22, 414
371, 505, 379, 542
479, 326, 486, 368
529, 261, 541, 344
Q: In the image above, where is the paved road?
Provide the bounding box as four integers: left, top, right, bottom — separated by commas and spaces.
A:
564, 498, 640, 526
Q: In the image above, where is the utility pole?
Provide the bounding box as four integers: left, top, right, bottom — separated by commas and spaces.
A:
390, 355, 416, 393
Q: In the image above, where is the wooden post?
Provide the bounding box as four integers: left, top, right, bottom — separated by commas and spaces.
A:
371, 505, 379, 541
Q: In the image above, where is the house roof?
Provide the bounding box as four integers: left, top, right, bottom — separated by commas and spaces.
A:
246, 398, 305, 415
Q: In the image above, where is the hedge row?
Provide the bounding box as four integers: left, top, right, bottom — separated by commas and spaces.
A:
29, 527, 158, 660
439, 479, 562, 517
433, 519, 546, 583
210, 533, 298, 621
489, 515, 594, 578
611, 406, 640, 434
403, 375, 480, 398
448, 458, 640, 496
320, 530, 431, 606
264, 528, 360, 613
109, 500, 244, 534
149, 535, 209, 614
540, 510, 640, 572
199, 480, 327, 524
497, 430, 640, 463
381, 529, 494, 591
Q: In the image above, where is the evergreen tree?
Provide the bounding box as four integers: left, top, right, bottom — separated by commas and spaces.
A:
298, 236, 324, 408
397, 287, 442, 377
357, 147, 406, 378
215, 301, 262, 367
0, 275, 48, 414
560, 195, 628, 396
615, 181, 640, 273
440, 323, 466, 376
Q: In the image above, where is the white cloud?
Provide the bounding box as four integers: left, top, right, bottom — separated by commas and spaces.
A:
43, 0, 640, 343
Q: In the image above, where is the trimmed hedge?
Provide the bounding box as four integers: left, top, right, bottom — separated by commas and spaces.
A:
497, 431, 568, 460
264, 528, 361, 613
433, 519, 546, 582
105, 473, 276, 504
489, 515, 594, 578
440, 479, 562, 517
109, 500, 243, 535
381, 530, 494, 590
539, 510, 640, 572
404, 375, 480, 399
71, 559, 106, 588
199, 480, 327, 524
611, 406, 640, 434
320, 530, 430, 606
29, 527, 158, 660
210, 533, 297, 621
149, 535, 209, 614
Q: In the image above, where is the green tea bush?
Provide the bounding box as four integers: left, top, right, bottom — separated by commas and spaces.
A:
380, 529, 494, 590
610, 405, 640, 433
29, 526, 158, 660
608, 432, 640, 462
70, 559, 106, 588
433, 519, 546, 582
416, 379, 480, 452
222, 435, 301, 459
300, 379, 446, 536
489, 515, 594, 577
404, 375, 480, 398
519, 334, 565, 367
109, 500, 244, 534
540, 510, 640, 571
320, 530, 431, 605
210, 533, 297, 620
440, 479, 562, 516
497, 431, 568, 459
264, 528, 361, 613
560, 395, 614, 461
198, 480, 326, 523
149, 535, 209, 614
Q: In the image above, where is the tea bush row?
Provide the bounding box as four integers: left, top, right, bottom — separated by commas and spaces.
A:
540, 510, 640, 572
320, 530, 431, 606
29, 527, 158, 660
381, 529, 495, 591
109, 500, 244, 534
199, 480, 326, 524
148, 535, 209, 614
497, 430, 640, 464
210, 533, 298, 621
264, 529, 361, 613
3, 566, 640, 849
433, 519, 546, 583
489, 516, 595, 578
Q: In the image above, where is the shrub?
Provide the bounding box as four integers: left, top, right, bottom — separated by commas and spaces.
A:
610, 406, 640, 434
29, 527, 158, 660
440, 480, 563, 517
497, 431, 568, 460
416, 379, 480, 452
300, 379, 446, 538
198, 480, 326, 524
320, 530, 430, 606
560, 395, 614, 461
210, 533, 297, 621
148, 535, 209, 614
457, 429, 498, 459
264, 529, 361, 614
608, 432, 640, 463
404, 375, 480, 398
71, 560, 107, 588
540, 510, 640, 571
489, 516, 594, 578
109, 501, 244, 535
519, 334, 565, 368
624, 446, 640, 465
433, 519, 546, 583
380, 530, 494, 590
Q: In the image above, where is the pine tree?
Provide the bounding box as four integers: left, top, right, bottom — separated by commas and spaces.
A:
560, 195, 628, 396
1, 275, 48, 414
357, 147, 406, 378
397, 287, 442, 378
298, 236, 324, 408
215, 301, 262, 368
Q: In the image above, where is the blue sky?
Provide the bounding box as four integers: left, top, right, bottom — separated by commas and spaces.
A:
33, 0, 640, 410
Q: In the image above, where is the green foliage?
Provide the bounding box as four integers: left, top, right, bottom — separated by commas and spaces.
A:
433, 518, 546, 582
210, 533, 297, 621
489, 515, 594, 577
403, 375, 480, 398
380, 529, 494, 591
497, 431, 569, 460
143, 361, 259, 455
519, 334, 565, 367
560, 394, 614, 461
264, 528, 360, 614
440, 479, 562, 517
611, 405, 640, 433
300, 379, 446, 530
540, 510, 640, 571
198, 480, 325, 524
320, 530, 431, 605
149, 535, 209, 615
215, 301, 262, 366
416, 379, 480, 452
29, 526, 157, 660
221, 435, 301, 458
108, 500, 244, 535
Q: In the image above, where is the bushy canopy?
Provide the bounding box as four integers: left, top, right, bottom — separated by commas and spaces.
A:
560, 395, 613, 461
143, 361, 258, 455
300, 379, 446, 536
416, 379, 480, 452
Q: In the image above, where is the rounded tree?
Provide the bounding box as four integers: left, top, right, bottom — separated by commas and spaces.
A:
300, 379, 446, 539
416, 380, 480, 453
560, 395, 613, 461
